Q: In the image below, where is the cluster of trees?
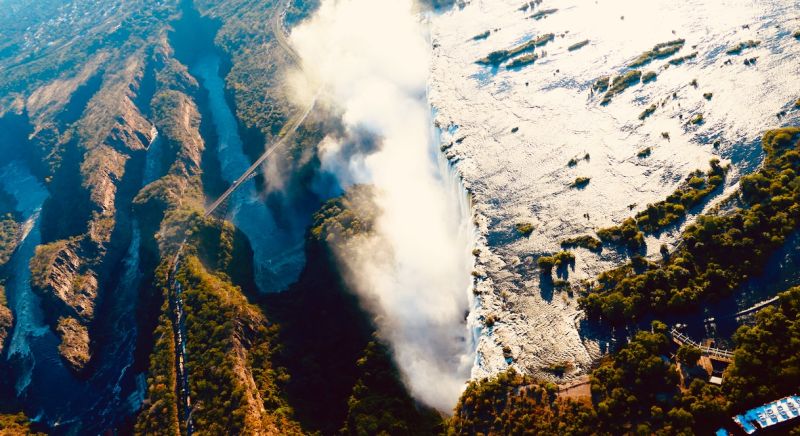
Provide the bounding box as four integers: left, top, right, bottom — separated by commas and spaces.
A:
589, 322, 729, 434
0, 214, 20, 267
449, 322, 730, 435
342, 341, 442, 435
582, 128, 800, 323
596, 217, 644, 250
726, 40, 761, 55
177, 254, 303, 435
448, 368, 596, 435
629, 39, 686, 68
634, 159, 727, 233
0, 412, 46, 435
134, 262, 181, 436
561, 235, 602, 252
476, 33, 554, 66
310, 185, 377, 244
724, 286, 800, 409
538, 250, 575, 273
0, 189, 20, 266
668, 52, 698, 66
601, 70, 642, 105
450, 286, 800, 434
597, 159, 727, 250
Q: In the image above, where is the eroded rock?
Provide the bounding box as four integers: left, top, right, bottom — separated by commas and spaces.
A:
0, 288, 12, 354
30, 239, 97, 323
56, 316, 91, 372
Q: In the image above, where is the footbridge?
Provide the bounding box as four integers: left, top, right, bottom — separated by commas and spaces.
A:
670, 328, 734, 363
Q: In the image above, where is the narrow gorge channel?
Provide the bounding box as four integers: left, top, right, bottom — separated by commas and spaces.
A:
191, 55, 307, 292
1, 138, 159, 433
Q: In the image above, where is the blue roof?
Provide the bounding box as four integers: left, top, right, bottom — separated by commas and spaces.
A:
715, 428, 730, 436
733, 395, 800, 434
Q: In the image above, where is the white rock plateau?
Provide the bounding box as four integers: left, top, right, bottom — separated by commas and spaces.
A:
428, 0, 800, 381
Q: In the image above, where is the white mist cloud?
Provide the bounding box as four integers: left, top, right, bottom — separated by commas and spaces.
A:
290, 0, 477, 411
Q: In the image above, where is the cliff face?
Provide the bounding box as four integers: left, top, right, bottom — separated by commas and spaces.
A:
1, 0, 419, 433
56, 316, 91, 371
131, 22, 307, 430
0, 191, 21, 357
30, 239, 97, 323
0, 193, 22, 269
21, 42, 166, 372
0, 287, 12, 355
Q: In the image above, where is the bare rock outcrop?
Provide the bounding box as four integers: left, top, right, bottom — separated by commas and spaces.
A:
0, 287, 12, 354
56, 316, 91, 373
29, 239, 97, 324
28, 51, 157, 372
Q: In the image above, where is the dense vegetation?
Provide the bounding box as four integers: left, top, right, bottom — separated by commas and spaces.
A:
668, 52, 697, 66
449, 369, 595, 435
0, 214, 20, 267
601, 70, 642, 105
596, 217, 644, 250
476, 34, 553, 66
451, 285, 800, 434
582, 128, 800, 323
178, 254, 303, 435
0, 412, 46, 435
724, 286, 800, 409
0, 189, 20, 267
134, 265, 181, 436
561, 235, 602, 252
629, 39, 685, 68
449, 321, 733, 435
341, 341, 442, 435
595, 159, 727, 250
634, 159, 726, 232
726, 40, 761, 55
538, 250, 575, 274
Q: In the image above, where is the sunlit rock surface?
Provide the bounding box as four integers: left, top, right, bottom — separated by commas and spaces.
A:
429, 0, 800, 380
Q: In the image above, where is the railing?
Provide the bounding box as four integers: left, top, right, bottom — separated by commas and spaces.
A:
670, 328, 734, 361
704, 295, 781, 324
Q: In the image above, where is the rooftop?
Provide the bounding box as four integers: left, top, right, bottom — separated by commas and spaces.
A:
733, 395, 800, 434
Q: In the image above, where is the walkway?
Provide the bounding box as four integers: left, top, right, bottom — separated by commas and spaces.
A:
670, 328, 734, 363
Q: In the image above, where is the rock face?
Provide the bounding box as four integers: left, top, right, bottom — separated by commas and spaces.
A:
30, 240, 97, 323
0, 287, 12, 354
25, 50, 156, 372
56, 317, 91, 373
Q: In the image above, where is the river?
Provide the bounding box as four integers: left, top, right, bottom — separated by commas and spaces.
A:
191, 54, 308, 293
0, 130, 162, 433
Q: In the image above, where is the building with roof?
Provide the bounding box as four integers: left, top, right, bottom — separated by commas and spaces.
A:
731, 395, 800, 434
